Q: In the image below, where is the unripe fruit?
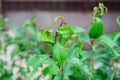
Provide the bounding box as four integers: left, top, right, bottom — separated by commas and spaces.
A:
89, 17, 103, 39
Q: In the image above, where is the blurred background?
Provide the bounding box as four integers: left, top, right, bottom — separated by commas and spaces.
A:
1, 0, 120, 33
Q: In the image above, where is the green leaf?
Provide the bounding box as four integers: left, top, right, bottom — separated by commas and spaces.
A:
92, 2, 106, 18
53, 74, 64, 80
63, 62, 73, 76
26, 54, 49, 80
26, 26, 36, 35
93, 48, 110, 65
19, 67, 27, 77
0, 20, 4, 30
27, 55, 49, 67
0, 70, 13, 80
69, 58, 92, 76
99, 35, 116, 47
42, 60, 59, 80
40, 30, 54, 43
99, 35, 120, 58
43, 63, 59, 76
99, 3, 105, 16
92, 7, 98, 17
53, 42, 67, 66
71, 26, 85, 34
110, 32, 120, 41
78, 33, 90, 43
57, 25, 74, 35
116, 16, 120, 26
67, 43, 83, 59
80, 51, 90, 61
113, 46, 120, 53
70, 67, 83, 79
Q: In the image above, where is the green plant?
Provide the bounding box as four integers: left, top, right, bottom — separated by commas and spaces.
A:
0, 2, 119, 80
25, 3, 120, 80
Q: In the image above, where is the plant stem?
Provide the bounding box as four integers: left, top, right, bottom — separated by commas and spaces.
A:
110, 69, 116, 80
89, 53, 93, 80
110, 58, 119, 80
59, 66, 63, 74
89, 76, 92, 80
88, 39, 94, 80
54, 32, 58, 43
89, 40, 94, 66
0, 0, 2, 16
89, 50, 93, 69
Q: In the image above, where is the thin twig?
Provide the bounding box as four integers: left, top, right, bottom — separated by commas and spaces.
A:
110, 69, 116, 80
88, 39, 94, 80
110, 59, 119, 80
59, 66, 63, 74
54, 31, 58, 43
89, 39, 94, 68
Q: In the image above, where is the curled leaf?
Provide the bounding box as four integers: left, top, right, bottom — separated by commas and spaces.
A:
116, 16, 120, 26
93, 3, 107, 18
54, 16, 64, 23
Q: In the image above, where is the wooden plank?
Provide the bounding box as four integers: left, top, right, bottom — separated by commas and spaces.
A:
0, 0, 2, 13
3, 0, 120, 2
2, 1, 120, 12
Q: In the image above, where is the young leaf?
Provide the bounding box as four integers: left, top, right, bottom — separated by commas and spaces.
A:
54, 16, 64, 23
40, 30, 54, 43
57, 25, 74, 35
53, 42, 67, 66
99, 3, 105, 16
